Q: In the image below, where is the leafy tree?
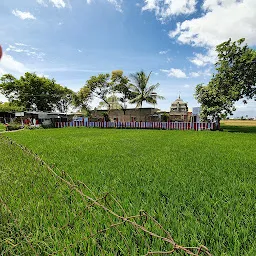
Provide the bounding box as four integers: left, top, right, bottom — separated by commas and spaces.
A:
111, 70, 134, 116
195, 83, 235, 121
129, 71, 164, 108
98, 95, 121, 110
0, 102, 23, 112
75, 86, 91, 112
195, 38, 256, 120
161, 112, 169, 122
56, 87, 76, 113
78, 74, 113, 111
0, 72, 75, 112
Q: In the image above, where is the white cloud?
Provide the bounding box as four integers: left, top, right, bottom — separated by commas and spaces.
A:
12, 10, 36, 20
0, 54, 26, 74
184, 84, 190, 88
189, 68, 212, 78
78, 49, 82, 53
15, 43, 29, 46
87, 0, 123, 12
159, 50, 169, 55
37, 73, 49, 78
6, 44, 45, 61
233, 99, 256, 118
58, 22, 63, 25
169, 0, 256, 48
189, 48, 217, 66
107, 0, 123, 12
49, 0, 66, 8
142, 0, 197, 19
37, 0, 48, 7
190, 72, 200, 78
142, 0, 158, 11
203, 0, 238, 11
0, 68, 6, 76
161, 68, 187, 78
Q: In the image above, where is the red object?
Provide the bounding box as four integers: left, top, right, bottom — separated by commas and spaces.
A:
0, 45, 2, 60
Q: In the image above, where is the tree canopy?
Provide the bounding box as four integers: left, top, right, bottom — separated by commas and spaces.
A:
0, 70, 164, 115
0, 102, 23, 112
98, 95, 121, 110
77, 71, 164, 112
111, 70, 134, 114
0, 72, 75, 112
77, 74, 113, 112
195, 38, 256, 120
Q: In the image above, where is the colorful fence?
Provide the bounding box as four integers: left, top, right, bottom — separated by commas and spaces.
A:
55, 121, 216, 131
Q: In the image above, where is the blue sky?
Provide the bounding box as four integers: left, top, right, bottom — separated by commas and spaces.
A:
0, 0, 256, 117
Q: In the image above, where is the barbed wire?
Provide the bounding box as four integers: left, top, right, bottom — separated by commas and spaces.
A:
0, 135, 212, 255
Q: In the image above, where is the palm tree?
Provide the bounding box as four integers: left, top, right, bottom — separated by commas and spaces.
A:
129, 71, 164, 108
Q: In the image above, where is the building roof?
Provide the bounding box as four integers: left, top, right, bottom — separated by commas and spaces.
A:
171, 95, 187, 106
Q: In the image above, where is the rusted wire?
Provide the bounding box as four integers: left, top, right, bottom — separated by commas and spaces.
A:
1, 135, 212, 256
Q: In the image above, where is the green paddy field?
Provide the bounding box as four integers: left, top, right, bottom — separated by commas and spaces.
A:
0, 124, 256, 255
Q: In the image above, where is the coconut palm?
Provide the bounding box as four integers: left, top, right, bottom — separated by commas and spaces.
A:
129, 71, 164, 108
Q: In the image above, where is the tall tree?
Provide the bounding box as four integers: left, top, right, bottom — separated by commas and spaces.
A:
195, 38, 256, 120
75, 86, 92, 112
0, 72, 75, 112
129, 71, 164, 108
98, 95, 121, 110
0, 101, 23, 112
77, 74, 113, 111
111, 70, 133, 116
56, 87, 76, 113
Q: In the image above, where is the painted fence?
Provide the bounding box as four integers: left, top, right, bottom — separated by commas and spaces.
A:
55, 120, 216, 131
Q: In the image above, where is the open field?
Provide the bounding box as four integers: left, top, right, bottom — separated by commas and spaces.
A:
221, 120, 256, 126
1, 127, 256, 255
221, 120, 256, 133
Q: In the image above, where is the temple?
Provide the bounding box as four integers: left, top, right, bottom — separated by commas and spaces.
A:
169, 95, 191, 122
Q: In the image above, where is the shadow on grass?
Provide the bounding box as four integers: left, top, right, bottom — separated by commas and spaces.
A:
221, 125, 256, 134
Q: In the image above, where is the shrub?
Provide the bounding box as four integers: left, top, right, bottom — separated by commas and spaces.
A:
5, 123, 23, 131
24, 125, 43, 130
41, 123, 55, 129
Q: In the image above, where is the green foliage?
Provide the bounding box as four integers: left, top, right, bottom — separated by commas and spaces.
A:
41, 122, 55, 129
77, 70, 164, 114
161, 113, 169, 122
0, 101, 23, 112
23, 125, 43, 130
55, 87, 76, 113
75, 86, 91, 112
101, 112, 110, 121
98, 95, 121, 110
0, 72, 75, 112
77, 74, 113, 111
111, 70, 134, 115
5, 122, 22, 131
129, 71, 164, 108
3, 128, 256, 255
195, 38, 256, 119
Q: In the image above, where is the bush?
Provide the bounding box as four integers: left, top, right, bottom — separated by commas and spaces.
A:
24, 125, 43, 130
41, 123, 55, 129
6, 123, 23, 131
